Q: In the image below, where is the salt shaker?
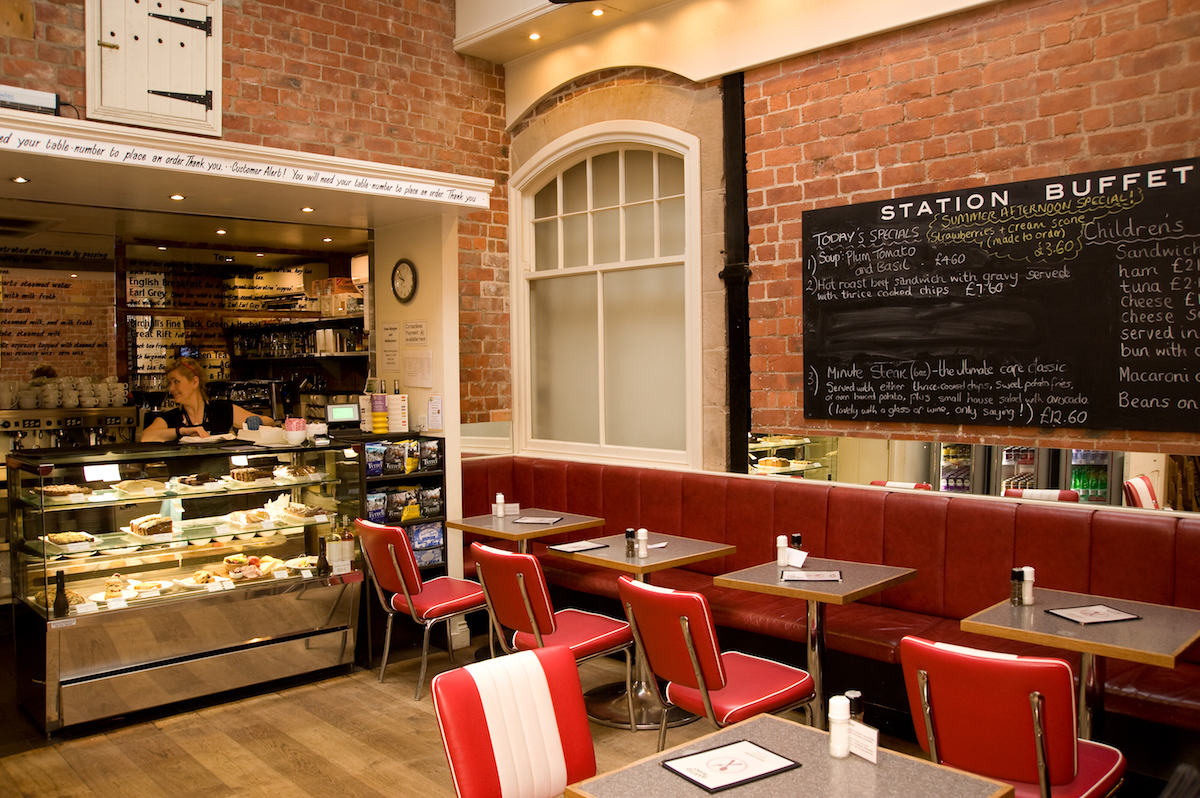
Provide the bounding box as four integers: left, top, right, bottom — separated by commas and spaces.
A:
1022, 566, 1035, 605
637, 527, 649, 559
777, 535, 788, 567
828, 695, 851, 758
493, 493, 505, 518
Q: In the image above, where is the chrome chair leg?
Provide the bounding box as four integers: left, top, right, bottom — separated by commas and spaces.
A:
416, 620, 434, 700
378, 613, 395, 683
446, 617, 458, 664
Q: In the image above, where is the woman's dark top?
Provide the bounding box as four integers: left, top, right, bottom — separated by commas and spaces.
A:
158, 400, 236, 435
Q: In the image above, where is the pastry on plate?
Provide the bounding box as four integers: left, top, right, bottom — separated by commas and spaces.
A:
229, 467, 273, 482
45, 531, 93, 545
192, 570, 214, 584
103, 573, 126, 599
274, 464, 317, 479
227, 509, 271, 527
37, 484, 93, 497
116, 479, 166, 494
129, 513, 173, 536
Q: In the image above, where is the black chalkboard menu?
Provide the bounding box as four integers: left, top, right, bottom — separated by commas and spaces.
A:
801, 158, 1199, 432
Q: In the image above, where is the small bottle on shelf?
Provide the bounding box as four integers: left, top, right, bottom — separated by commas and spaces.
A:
53, 571, 69, 618
316, 537, 332, 577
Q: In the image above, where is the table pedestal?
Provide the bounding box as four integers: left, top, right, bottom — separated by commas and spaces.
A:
583, 679, 696, 730
1078, 652, 1105, 740
807, 599, 827, 730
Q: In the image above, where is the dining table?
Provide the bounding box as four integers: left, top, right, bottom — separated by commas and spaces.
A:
961, 587, 1200, 739
446, 508, 605, 554
565, 712, 1013, 798
547, 530, 736, 730
714, 556, 917, 729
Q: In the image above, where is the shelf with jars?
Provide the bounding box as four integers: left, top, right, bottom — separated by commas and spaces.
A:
7, 439, 363, 733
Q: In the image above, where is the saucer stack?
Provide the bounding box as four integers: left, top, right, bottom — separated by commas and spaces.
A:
387, 393, 409, 433
371, 394, 389, 433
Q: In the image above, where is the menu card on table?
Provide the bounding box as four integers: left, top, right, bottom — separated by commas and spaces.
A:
1046, 605, 1140, 625
661, 739, 799, 793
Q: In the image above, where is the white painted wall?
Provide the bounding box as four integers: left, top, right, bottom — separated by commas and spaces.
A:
372, 213, 464, 576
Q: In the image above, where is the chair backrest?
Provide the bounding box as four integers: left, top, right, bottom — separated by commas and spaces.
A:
356, 518, 423, 598
871, 481, 933, 490
470, 542, 557, 638
432, 646, 596, 798
1003, 489, 1080, 502
1124, 475, 1161, 509
617, 575, 725, 691
899, 636, 1079, 786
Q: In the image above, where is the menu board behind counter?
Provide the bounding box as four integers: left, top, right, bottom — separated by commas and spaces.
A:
801, 157, 1199, 433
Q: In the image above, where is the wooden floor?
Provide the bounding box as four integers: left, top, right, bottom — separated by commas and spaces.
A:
0, 638, 721, 798
0, 634, 1170, 797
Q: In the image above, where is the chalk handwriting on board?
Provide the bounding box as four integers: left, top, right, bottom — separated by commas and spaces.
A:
801, 158, 1199, 432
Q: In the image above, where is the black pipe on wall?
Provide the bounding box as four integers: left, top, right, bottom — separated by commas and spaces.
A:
719, 72, 752, 473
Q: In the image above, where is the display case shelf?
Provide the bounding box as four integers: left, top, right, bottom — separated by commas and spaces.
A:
7, 439, 362, 733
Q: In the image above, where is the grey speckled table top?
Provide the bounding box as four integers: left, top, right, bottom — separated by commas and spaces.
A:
566, 715, 1012, 798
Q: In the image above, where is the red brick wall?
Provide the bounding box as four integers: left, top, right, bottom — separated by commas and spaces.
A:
744, 0, 1200, 456
3, 0, 510, 423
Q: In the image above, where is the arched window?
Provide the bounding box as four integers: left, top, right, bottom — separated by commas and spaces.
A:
512, 123, 700, 464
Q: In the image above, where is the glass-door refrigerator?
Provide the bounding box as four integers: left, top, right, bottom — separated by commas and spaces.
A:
992, 446, 1061, 494
1061, 449, 1124, 505
932, 443, 990, 494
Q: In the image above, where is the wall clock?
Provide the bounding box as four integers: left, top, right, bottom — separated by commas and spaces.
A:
391, 258, 418, 303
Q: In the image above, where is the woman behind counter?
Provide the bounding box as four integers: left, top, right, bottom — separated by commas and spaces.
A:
141, 357, 274, 442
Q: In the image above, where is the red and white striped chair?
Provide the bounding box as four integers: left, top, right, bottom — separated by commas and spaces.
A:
356, 518, 488, 699
1003, 489, 1081, 502
871, 481, 933, 490
432, 646, 596, 798
900, 636, 1125, 798
1123, 475, 1161, 509
617, 575, 815, 751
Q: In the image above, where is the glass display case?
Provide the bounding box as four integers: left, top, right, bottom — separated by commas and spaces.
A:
748, 434, 836, 480
7, 439, 363, 733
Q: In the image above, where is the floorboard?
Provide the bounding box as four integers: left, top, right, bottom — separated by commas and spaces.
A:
0, 633, 1171, 797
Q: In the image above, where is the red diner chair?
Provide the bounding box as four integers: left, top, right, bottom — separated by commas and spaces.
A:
871, 481, 933, 490
1123, 475, 1161, 509
617, 575, 815, 752
1004, 489, 1081, 502
432, 646, 596, 798
356, 518, 488, 699
900, 636, 1125, 798
469, 542, 634, 724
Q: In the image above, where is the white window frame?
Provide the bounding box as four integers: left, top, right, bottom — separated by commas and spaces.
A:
509, 121, 702, 468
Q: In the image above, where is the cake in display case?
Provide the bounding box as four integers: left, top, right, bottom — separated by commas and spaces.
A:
7, 439, 362, 733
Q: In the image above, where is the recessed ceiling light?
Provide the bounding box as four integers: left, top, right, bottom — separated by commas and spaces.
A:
216, 229, 227, 235
11, 176, 28, 184
322, 237, 333, 242
256, 253, 265, 257
169, 193, 185, 201
301, 207, 315, 213
529, 32, 540, 40
592, 8, 603, 16
158, 246, 167, 251
70, 273, 78, 278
